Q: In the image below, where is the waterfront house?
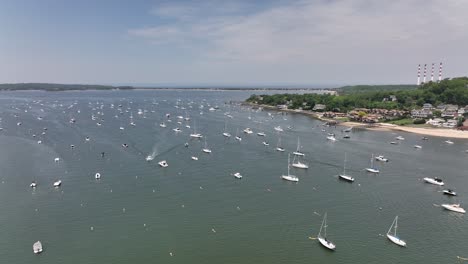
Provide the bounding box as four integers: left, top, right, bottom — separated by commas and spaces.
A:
411, 109, 433, 119
313, 104, 326, 111
423, 103, 433, 110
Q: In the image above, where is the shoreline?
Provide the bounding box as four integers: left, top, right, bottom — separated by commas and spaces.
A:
245, 103, 468, 139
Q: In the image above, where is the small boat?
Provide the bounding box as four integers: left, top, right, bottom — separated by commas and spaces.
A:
274, 126, 283, 132
33, 241, 43, 254
343, 134, 350, 139
120, 126, 125, 130
146, 155, 154, 161
339, 153, 354, 182
173, 128, 181, 132
262, 141, 269, 146
317, 213, 336, 250
222, 120, 231, 137
53, 180, 62, 187
202, 137, 212, 153
159, 122, 167, 128
422, 137, 429, 140
233, 172, 242, 179
366, 154, 380, 173
414, 145, 422, 149
390, 141, 398, 145
191, 156, 198, 161
375, 155, 389, 162
293, 138, 305, 156
326, 135, 336, 141
386, 216, 407, 247
441, 204, 466, 214
423, 177, 444, 186
343, 127, 352, 133
95, 173, 101, 179
276, 135, 285, 152
235, 128, 242, 141
396, 136, 405, 140
445, 140, 454, 144
54, 157, 60, 162
158, 160, 169, 167
243, 128, 253, 134
30, 181, 37, 188
282, 154, 299, 182
190, 133, 203, 138
292, 155, 308, 169
443, 189, 457, 196
122, 143, 129, 148
257, 132, 266, 137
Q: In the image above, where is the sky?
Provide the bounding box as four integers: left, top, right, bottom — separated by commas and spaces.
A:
0, 0, 467, 86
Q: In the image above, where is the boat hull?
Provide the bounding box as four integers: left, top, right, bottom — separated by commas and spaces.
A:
441, 204, 466, 214
318, 237, 336, 250
282, 175, 299, 182
339, 174, 354, 182
387, 234, 407, 247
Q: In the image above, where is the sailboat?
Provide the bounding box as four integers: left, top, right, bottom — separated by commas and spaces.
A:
292, 155, 308, 169
282, 154, 299, 182
276, 133, 285, 152
365, 154, 380, 173
317, 213, 336, 250
222, 119, 231, 138
386, 216, 407, 247
190, 122, 203, 138
339, 153, 354, 182
202, 137, 212, 153
293, 137, 305, 156
235, 128, 242, 141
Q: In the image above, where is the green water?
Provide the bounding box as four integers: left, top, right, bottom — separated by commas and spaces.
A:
0, 90, 467, 263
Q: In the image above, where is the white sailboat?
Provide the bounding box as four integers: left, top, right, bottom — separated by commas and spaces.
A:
293, 137, 305, 156
386, 216, 407, 247
339, 153, 354, 182
317, 212, 336, 250
202, 137, 212, 153
282, 154, 299, 182
365, 154, 380, 173
276, 134, 285, 152
235, 128, 242, 141
292, 155, 308, 169
222, 120, 231, 138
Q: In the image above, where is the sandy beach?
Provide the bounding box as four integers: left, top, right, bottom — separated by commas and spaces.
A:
246, 103, 468, 139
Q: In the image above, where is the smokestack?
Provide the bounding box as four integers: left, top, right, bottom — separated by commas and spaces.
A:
438, 62, 443, 81
417, 64, 421, 85
423, 64, 427, 83
431, 63, 434, 82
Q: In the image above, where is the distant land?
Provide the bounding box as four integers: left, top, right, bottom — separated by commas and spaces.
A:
0, 82, 416, 92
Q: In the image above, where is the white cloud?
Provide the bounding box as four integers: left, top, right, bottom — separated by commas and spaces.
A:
127, 0, 468, 83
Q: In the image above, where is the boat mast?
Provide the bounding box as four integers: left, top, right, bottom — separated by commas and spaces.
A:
287, 154, 290, 176
343, 153, 347, 175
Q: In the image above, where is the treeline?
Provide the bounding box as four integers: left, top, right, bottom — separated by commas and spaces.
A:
0, 83, 134, 91
335, 84, 417, 95
246, 77, 468, 112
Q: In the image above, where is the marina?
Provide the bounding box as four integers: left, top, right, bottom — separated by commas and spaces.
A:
0, 89, 467, 264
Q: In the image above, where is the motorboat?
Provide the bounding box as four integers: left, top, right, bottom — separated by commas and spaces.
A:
390, 141, 398, 145
414, 145, 422, 149
276, 147, 285, 152
326, 135, 336, 141
235, 136, 242, 141
160, 122, 167, 128
158, 160, 169, 167
422, 137, 429, 140
396, 136, 405, 140
274, 126, 284, 132
33, 241, 43, 254
375, 155, 389, 162
343, 134, 350, 139
441, 204, 465, 214
445, 140, 454, 144
243, 128, 253, 134
30, 181, 37, 188
262, 141, 269, 146
257, 132, 266, 137
53, 180, 62, 187
423, 177, 444, 186
146, 155, 154, 161
191, 156, 198, 161
190, 133, 203, 139
443, 189, 457, 196
233, 172, 243, 179
95, 173, 101, 179
173, 128, 181, 132
223, 132, 232, 138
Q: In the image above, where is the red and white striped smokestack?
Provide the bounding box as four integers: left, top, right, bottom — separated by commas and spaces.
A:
423, 64, 427, 83
431, 63, 434, 82
417, 64, 421, 85
438, 62, 443, 81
